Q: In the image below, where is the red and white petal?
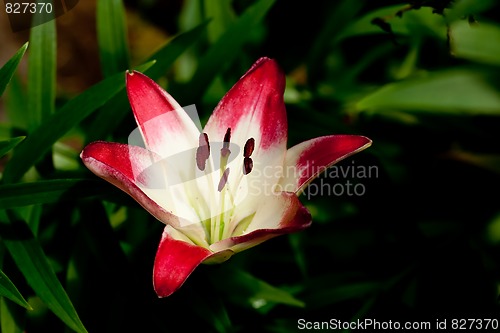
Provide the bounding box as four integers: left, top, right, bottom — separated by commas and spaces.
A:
153, 225, 212, 297
209, 192, 311, 253
126, 71, 212, 233
204, 57, 287, 150
203, 58, 288, 208
126, 71, 200, 159
278, 135, 372, 195
153, 225, 234, 297
81, 141, 187, 228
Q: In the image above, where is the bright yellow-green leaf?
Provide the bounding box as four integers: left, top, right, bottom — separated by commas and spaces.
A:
27, 20, 56, 131
357, 70, 500, 114
451, 20, 500, 66
97, 0, 130, 77
0, 269, 32, 310
0, 43, 28, 97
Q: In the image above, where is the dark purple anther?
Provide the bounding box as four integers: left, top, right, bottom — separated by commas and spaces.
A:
221, 127, 231, 157
196, 133, 210, 171
244, 138, 255, 158
218, 167, 230, 192
243, 157, 253, 175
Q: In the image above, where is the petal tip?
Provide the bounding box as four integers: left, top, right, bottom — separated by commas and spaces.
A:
153, 230, 213, 298
79, 141, 107, 162
355, 135, 373, 151
246, 56, 280, 73
79, 141, 97, 161
154, 284, 175, 298
126, 70, 142, 80
242, 57, 284, 88
252, 56, 273, 68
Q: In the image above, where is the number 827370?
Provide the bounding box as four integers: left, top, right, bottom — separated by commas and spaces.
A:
5, 2, 53, 14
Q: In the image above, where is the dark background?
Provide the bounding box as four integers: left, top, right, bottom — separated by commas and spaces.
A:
1, 0, 500, 332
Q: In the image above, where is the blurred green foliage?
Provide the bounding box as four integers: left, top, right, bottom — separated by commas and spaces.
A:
1, 0, 500, 332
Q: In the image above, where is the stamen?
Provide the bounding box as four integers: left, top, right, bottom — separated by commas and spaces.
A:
196, 133, 210, 171
218, 167, 230, 192
244, 138, 255, 157
243, 157, 253, 175
221, 128, 231, 157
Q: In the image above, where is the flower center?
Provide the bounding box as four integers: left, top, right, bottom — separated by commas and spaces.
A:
194, 127, 256, 245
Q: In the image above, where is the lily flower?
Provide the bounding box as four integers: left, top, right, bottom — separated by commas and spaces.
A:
81, 57, 371, 297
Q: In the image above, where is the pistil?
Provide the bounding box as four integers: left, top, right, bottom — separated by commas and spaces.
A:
213, 128, 232, 243
204, 129, 258, 244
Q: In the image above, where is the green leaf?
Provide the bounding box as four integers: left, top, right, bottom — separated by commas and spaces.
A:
0, 137, 25, 159
86, 22, 208, 142
172, 0, 276, 104
204, 0, 235, 43
450, 20, 500, 66
28, 20, 56, 130
0, 297, 25, 333
288, 233, 307, 278
4, 75, 28, 130
0, 179, 111, 209
446, 0, 496, 23
0, 43, 28, 97
26, 19, 56, 177
97, 0, 130, 77
307, 0, 363, 83
185, 286, 232, 333
0, 211, 87, 333
1, 61, 154, 184
303, 281, 380, 310
0, 269, 31, 310
356, 70, 500, 114
336, 5, 446, 42
145, 21, 209, 80
211, 267, 304, 309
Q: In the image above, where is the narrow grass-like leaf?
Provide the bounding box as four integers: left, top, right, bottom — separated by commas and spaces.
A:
4, 75, 28, 130
172, 0, 276, 104
451, 21, 500, 66
211, 267, 304, 309
0, 179, 111, 209
24, 204, 42, 237
27, 20, 56, 130
0, 43, 28, 97
0, 269, 31, 309
307, 0, 362, 83
144, 22, 209, 80
1, 61, 154, 184
303, 281, 380, 310
86, 23, 208, 142
97, 0, 130, 77
0, 211, 87, 333
186, 286, 232, 333
26, 18, 56, 177
356, 70, 500, 114
204, 0, 235, 43
0, 137, 25, 159
0, 297, 25, 333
